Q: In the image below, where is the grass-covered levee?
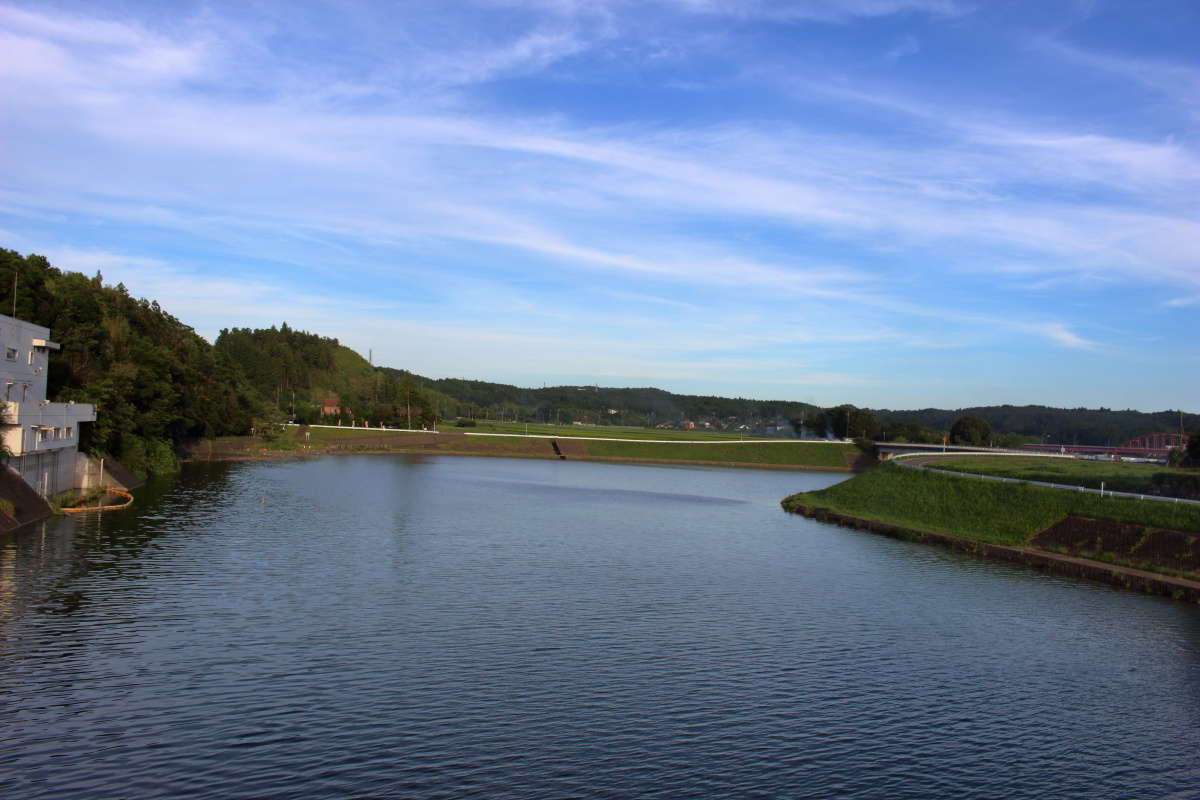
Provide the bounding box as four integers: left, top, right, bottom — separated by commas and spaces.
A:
782, 462, 1200, 547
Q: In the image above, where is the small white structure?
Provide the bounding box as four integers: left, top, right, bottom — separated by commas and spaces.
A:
0, 314, 95, 498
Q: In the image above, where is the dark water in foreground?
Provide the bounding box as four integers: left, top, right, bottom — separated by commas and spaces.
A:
2, 455, 1199, 799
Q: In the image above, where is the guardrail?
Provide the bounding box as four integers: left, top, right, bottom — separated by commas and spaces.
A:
892, 454, 1200, 506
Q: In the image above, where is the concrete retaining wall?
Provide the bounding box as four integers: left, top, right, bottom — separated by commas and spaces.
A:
74, 455, 145, 491
0, 464, 53, 534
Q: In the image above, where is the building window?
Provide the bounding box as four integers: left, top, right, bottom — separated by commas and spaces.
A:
66, 427, 73, 439
28, 349, 36, 365
21, 384, 29, 402
4, 382, 11, 401
5, 348, 16, 361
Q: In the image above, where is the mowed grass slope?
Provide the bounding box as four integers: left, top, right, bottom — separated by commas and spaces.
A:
584, 439, 855, 467
782, 463, 1200, 546
437, 420, 749, 440
212, 425, 856, 468
928, 455, 1180, 494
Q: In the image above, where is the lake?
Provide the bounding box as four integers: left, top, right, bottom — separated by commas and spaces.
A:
2, 455, 1199, 798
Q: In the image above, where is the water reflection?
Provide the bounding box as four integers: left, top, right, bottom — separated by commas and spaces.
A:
0, 463, 238, 624
2, 455, 1198, 800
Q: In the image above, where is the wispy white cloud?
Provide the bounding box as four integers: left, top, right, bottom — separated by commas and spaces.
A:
1, 1, 1196, 407
1036, 36, 1200, 118
1165, 296, 1200, 308
1020, 322, 1096, 350
0, 4, 144, 47
492, 0, 963, 22
884, 34, 920, 61
653, 0, 962, 22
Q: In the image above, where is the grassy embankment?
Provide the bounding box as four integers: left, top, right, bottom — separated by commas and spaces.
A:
781, 462, 1200, 547
583, 439, 854, 468
193, 424, 858, 469
926, 455, 1183, 494
435, 420, 751, 440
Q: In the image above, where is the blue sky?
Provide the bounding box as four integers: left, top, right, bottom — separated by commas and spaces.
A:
1, 0, 1197, 410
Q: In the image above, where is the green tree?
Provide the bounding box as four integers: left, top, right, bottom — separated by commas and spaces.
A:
996, 432, 1034, 449
1182, 431, 1200, 467
827, 405, 879, 440
881, 421, 941, 444
950, 415, 993, 446
0, 248, 263, 475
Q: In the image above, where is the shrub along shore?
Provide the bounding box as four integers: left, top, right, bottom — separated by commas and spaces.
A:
781, 463, 1200, 601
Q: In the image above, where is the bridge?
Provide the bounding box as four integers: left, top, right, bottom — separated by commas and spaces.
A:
878, 432, 1188, 461
875, 442, 1019, 460
1022, 432, 1188, 458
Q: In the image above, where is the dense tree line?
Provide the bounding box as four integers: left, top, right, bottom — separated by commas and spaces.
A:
405, 377, 821, 429
215, 324, 338, 407
1169, 432, 1200, 468
216, 327, 452, 429
0, 249, 260, 474
874, 405, 1198, 447
824, 405, 880, 440
950, 416, 993, 447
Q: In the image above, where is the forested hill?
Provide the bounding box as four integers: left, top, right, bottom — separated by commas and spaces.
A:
214, 326, 456, 428
216, 325, 375, 412
394, 374, 823, 428
212, 323, 821, 428
0, 248, 261, 473
874, 406, 1198, 447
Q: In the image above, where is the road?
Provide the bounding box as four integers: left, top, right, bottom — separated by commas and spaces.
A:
894, 453, 1200, 507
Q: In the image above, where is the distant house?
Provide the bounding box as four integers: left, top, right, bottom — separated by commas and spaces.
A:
0, 314, 96, 497
321, 397, 341, 417
682, 421, 695, 430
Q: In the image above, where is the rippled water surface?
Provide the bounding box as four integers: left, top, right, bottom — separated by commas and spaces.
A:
3, 455, 1200, 799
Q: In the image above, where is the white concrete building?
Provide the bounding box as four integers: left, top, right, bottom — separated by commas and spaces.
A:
0, 314, 95, 497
